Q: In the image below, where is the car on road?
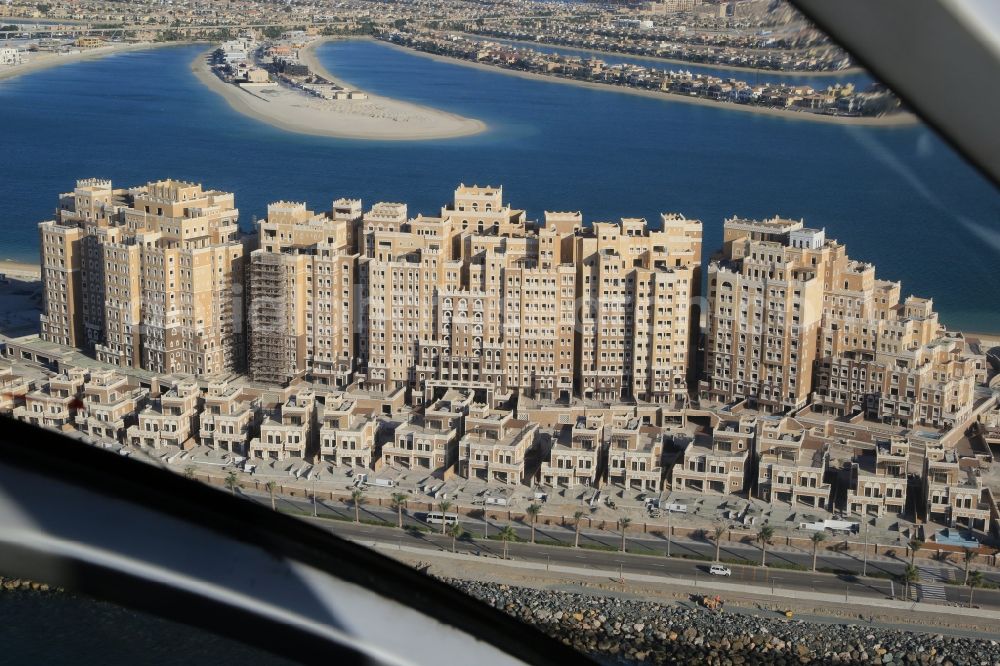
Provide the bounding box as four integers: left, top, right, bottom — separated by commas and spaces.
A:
709, 565, 732, 577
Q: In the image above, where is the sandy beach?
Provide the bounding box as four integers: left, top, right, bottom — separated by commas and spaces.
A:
0, 41, 196, 83
191, 40, 486, 141
0, 261, 42, 339
380, 40, 918, 127
0, 260, 40, 280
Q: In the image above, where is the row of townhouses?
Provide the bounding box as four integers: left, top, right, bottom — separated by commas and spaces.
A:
4, 361, 994, 532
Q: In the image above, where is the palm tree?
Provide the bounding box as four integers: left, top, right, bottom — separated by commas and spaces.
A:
810, 531, 827, 572
619, 516, 632, 553
448, 522, 465, 553
963, 547, 976, 585
908, 537, 925, 565
572, 510, 585, 549
901, 563, 919, 600
224, 471, 239, 496
437, 500, 453, 535
350, 488, 366, 523
183, 466, 195, 480
498, 524, 517, 560
711, 523, 726, 562
265, 480, 277, 511
757, 524, 774, 567
390, 492, 409, 529
525, 503, 541, 544
967, 570, 984, 608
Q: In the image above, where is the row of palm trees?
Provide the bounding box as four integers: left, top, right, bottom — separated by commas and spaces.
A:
222, 472, 993, 604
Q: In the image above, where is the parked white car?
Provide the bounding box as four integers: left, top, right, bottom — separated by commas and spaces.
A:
709, 565, 732, 577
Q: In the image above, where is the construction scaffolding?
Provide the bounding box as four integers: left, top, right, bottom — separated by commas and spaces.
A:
249, 252, 293, 385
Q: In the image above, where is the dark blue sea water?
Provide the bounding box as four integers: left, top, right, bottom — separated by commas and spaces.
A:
1, 40, 998, 331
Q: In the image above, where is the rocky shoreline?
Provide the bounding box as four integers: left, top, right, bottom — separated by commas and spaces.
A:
445, 579, 1000, 666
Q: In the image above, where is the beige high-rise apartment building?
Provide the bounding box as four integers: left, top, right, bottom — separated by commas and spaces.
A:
360, 202, 459, 394
575, 215, 701, 403
702, 218, 825, 412
240, 185, 704, 405
249, 200, 359, 386
349, 186, 701, 404
39, 219, 85, 347
813, 321, 979, 430
45, 180, 708, 406
701, 217, 978, 425
40, 179, 246, 377
420, 209, 578, 402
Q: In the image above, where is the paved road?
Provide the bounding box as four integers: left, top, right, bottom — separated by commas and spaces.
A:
241, 488, 1000, 595
303, 518, 1000, 610
237, 489, 1000, 609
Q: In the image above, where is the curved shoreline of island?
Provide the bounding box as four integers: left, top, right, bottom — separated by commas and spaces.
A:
190, 38, 487, 142
457, 32, 867, 79
0, 40, 199, 82
376, 38, 918, 127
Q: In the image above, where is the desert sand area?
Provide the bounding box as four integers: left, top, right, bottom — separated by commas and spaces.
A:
191, 42, 487, 141
0, 41, 195, 82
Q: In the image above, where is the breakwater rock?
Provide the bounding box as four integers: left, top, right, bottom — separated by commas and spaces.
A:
445, 579, 1000, 666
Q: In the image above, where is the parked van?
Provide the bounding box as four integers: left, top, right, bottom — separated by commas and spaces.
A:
423, 512, 459, 527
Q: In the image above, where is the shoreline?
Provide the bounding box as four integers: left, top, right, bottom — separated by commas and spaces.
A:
379, 40, 918, 127
191, 38, 487, 141
0, 260, 41, 280
296, 36, 365, 91
459, 32, 867, 79
0, 40, 199, 83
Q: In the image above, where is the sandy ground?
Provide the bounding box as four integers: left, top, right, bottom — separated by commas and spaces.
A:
966, 332, 1000, 347
379, 40, 919, 127
0, 260, 40, 280
0, 261, 42, 339
0, 41, 195, 82
191, 40, 486, 141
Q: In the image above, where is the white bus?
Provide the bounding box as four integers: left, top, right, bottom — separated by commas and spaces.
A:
422, 512, 459, 527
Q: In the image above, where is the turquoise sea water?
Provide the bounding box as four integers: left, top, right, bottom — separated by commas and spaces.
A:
1, 39, 998, 331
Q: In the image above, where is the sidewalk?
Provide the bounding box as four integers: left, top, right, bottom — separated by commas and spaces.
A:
174, 460, 1000, 573
361, 538, 1000, 624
